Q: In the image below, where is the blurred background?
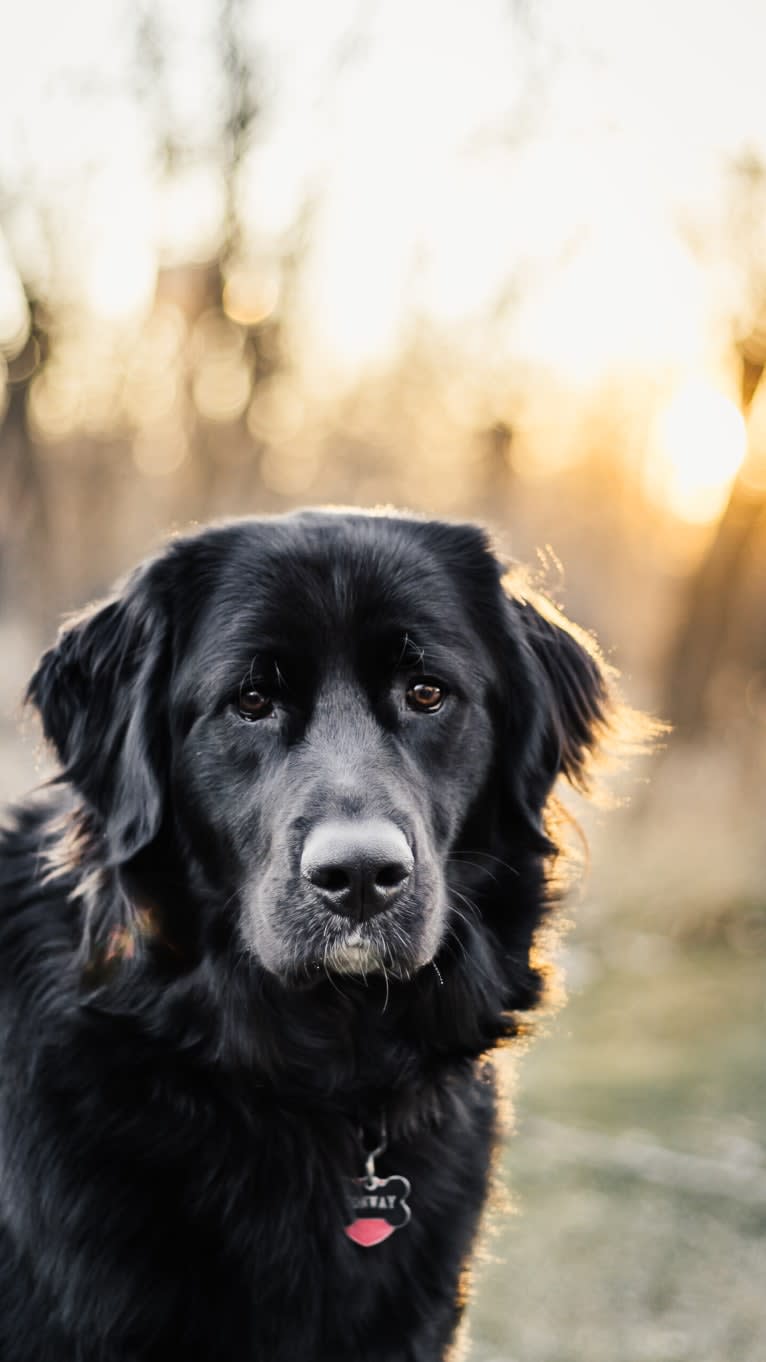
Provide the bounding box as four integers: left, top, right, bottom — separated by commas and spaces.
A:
1, 0, 764, 1357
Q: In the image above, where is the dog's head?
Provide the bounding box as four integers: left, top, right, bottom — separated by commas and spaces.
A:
29, 511, 611, 1018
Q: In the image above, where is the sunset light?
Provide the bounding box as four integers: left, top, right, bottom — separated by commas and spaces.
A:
3, 4, 766, 1358
1, 0, 766, 533
647, 381, 748, 523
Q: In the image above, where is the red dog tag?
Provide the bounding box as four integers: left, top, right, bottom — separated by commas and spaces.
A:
344, 1174, 411, 1247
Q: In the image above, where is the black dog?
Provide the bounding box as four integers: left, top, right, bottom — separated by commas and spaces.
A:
0, 510, 611, 1361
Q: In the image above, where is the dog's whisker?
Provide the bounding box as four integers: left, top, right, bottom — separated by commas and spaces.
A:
322, 940, 347, 999
447, 855, 500, 883
448, 888, 482, 924
380, 959, 390, 1014
449, 849, 521, 877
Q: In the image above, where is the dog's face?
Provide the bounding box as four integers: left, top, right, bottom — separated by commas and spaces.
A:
29, 511, 609, 996
169, 515, 500, 981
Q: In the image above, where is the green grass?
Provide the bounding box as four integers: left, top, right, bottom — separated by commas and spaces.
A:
465, 943, 766, 1362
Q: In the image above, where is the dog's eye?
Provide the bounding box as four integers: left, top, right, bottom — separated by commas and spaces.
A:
406, 679, 446, 713
238, 688, 274, 721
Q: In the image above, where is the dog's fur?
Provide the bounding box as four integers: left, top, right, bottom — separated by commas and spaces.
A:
0, 510, 612, 1361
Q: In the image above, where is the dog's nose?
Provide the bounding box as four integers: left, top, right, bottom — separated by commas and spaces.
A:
300, 819, 413, 921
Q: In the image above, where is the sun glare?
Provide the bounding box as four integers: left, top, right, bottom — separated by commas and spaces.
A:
647, 380, 747, 523
86, 240, 156, 323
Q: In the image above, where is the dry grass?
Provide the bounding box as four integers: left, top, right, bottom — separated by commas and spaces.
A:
466, 941, 766, 1362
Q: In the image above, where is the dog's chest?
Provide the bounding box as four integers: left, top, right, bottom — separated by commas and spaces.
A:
21, 1034, 494, 1360
128, 1104, 436, 1358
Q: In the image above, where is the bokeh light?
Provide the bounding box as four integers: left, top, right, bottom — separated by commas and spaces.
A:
647, 380, 748, 522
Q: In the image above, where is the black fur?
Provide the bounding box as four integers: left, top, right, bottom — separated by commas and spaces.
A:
0, 510, 611, 1361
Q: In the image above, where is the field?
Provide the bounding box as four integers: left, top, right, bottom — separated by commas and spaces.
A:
467, 936, 766, 1362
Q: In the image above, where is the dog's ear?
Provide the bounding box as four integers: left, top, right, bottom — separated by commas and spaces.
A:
27, 565, 168, 865
504, 587, 611, 814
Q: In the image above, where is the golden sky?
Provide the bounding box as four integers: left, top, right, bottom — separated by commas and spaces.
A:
1, 0, 765, 518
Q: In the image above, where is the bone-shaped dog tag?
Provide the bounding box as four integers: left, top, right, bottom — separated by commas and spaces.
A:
344, 1173, 412, 1247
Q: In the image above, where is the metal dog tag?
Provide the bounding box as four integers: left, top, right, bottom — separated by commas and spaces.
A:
344, 1121, 411, 1247
345, 1173, 412, 1247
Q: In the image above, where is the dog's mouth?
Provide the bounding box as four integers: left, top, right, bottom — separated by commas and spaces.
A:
288, 917, 424, 986
322, 930, 387, 977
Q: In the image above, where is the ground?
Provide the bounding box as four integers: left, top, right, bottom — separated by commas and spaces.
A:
467, 939, 766, 1362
